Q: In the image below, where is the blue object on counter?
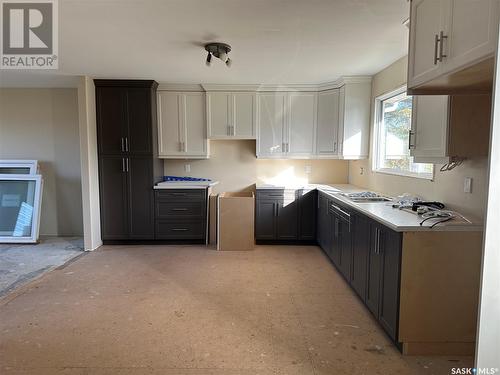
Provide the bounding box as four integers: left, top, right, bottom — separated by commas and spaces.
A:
163, 175, 211, 182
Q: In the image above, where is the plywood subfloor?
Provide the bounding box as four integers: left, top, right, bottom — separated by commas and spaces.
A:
0, 245, 472, 374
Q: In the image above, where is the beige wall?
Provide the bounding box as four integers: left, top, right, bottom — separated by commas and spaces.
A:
0, 88, 83, 236
164, 140, 349, 193
349, 57, 489, 219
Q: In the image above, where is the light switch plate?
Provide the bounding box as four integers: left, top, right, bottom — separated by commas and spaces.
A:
464, 177, 473, 193
184, 164, 191, 173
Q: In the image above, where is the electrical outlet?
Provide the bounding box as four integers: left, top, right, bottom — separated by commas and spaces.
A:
464, 177, 473, 193
360, 167, 364, 175
305, 165, 312, 174
184, 164, 191, 173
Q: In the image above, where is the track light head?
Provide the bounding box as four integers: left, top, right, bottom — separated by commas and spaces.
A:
206, 52, 212, 66
225, 58, 232, 67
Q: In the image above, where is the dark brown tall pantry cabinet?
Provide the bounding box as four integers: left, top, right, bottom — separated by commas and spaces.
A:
95, 80, 163, 242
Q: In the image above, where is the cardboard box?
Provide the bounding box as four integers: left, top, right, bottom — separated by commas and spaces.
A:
217, 192, 255, 251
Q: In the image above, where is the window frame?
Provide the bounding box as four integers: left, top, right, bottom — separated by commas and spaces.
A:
372, 86, 434, 181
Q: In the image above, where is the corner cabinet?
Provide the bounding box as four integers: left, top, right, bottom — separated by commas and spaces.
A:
255, 189, 317, 242
256, 92, 317, 158
206, 92, 256, 139
316, 79, 371, 159
157, 91, 209, 159
408, 0, 499, 93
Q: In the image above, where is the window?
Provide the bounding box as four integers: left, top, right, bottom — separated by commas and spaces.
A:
373, 87, 433, 179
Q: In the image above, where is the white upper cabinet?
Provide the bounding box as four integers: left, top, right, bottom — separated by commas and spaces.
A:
157, 91, 208, 159
408, 0, 499, 92
287, 93, 317, 157
257, 93, 287, 157
315, 79, 371, 160
410, 95, 450, 163
408, 0, 447, 88
257, 92, 317, 158
206, 92, 256, 139
317, 89, 340, 156
445, 0, 499, 73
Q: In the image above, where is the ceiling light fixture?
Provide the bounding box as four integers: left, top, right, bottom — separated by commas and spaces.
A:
204, 42, 232, 67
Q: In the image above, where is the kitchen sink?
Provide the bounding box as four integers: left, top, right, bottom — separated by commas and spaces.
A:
339, 192, 392, 203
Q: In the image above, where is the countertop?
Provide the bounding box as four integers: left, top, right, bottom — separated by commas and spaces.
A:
256, 183, 483, 232
154, 181, 219, 189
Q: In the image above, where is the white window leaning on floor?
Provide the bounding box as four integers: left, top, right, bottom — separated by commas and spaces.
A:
372, 87, 433, 180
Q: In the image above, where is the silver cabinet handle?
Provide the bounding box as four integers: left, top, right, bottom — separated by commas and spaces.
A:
125, 158, 129, 172
122, 158, 126, 172
121, 137, 125, 152
287, 143, 290, 153
333, 141, 337, 153
408, 130, 416, 150
124, 137, 129, 152
227, 125, 230, 136
434, 34, 440, 65
171, 228, 188, 232
172, 208, 188, 211
182, 142, 186, 152
276, 204, 280, 216
438, 30, 448, 62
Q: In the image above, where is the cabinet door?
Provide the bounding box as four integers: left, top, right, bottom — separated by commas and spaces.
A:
378, 228, 402, 341
157, 92, 183, 157
366, 223, 381, 317
408, 0, 447, 87
445, 0, 499, 74
233, 93, 256, 138
317, 194, 328, 249
98, 156, 129, 240
96, 87, 126, 155
184, 93, 208, 157
411, 95, 449, 161
298, 190, 316, 241
338, 216, 352, 281
276, 198, 298, 240
287, 93, 317, 157
126, 157, 154, 239
255, 200, 276, 240
257, 93, 286, 157
351, 214, 370, 300
317, 90, 340, 156
329, 212, 341, 267
126, 88, 152, 155
207, 92, 231, 138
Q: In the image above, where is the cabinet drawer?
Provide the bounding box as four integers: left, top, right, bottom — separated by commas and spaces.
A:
155, 189, 206, 201
155, 220, 205, 239
156, 201, 205, 218
256, 189, 296, 200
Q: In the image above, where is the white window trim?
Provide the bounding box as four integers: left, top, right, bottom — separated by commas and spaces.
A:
372, 86, 434, 181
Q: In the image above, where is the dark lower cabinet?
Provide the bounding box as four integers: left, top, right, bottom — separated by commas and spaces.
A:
255, 189, 316, 242
350, 214, 370, 299
276, 200, 298, 240
298, 190, 317, 240
255, 200, 276, 240
154, 189, 207, 241
365, 221, 402, 342
377, 227, 402, 341
315, 191, 402, 344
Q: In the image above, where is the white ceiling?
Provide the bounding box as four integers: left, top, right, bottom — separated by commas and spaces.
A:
0, 0, 409, 87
